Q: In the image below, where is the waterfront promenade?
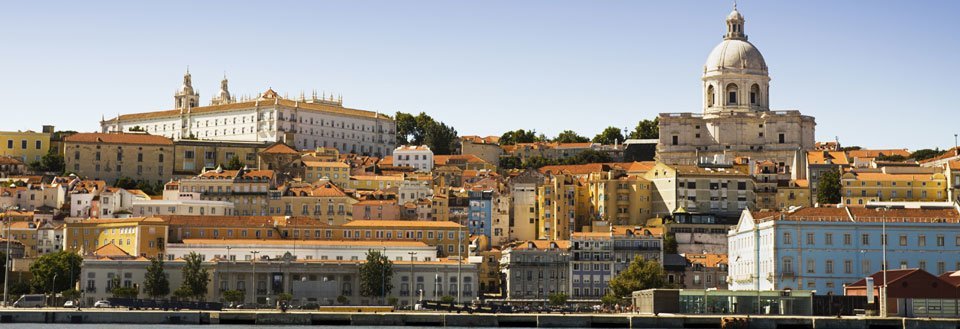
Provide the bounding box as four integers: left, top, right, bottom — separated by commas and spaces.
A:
0, 309, 959, 329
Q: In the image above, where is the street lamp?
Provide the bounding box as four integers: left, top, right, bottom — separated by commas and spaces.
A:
879, 208, 888, 318
51, 273, 59, 306
2, 204, 19, 307
250, 251, 260, 307
226, 246, 232, 262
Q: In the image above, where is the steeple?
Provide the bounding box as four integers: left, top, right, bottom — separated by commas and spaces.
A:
174, 68, 200, 110
211, 73, 234, 105
724, 3, 747, 41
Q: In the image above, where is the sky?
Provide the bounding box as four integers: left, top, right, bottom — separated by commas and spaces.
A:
1, 1, 958, 150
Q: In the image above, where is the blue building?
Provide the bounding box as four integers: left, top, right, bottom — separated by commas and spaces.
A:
571, 232, 613, 300
467, 189, 494, 238
728, 205, 960, 295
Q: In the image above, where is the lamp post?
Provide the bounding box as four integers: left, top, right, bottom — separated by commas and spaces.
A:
408, 251, 416, 309
250, 251, 260, 307
51, 273, 58, 306
381, 247, 386, 306
226, 246, 232, 262
457, 226, 462, 304
880, 210, 888, 318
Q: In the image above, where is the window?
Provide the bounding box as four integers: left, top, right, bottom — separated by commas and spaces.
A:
861, 234, 869, 245
899, 235, 907, 246
807, 259, 815, 273
843, 234, 851, 245
778, 133, 785, 144
918, 235, 926, 247
844, 260, 853, 274
35, 140, 42, 149
672, 135, 678, 146
825, 233, 833, 245
782, 258, 793, 273
782, 232, 792, 245
825, 260, 834, 274
806, 233, 814, 245
937, 235, 945, 246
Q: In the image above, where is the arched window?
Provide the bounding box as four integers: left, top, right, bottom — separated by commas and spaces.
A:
726, 83, 739, 105
706, 85, 715, 107
750, 84, 760, 105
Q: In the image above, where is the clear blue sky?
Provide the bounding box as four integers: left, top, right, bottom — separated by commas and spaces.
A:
1, 1, 957, 150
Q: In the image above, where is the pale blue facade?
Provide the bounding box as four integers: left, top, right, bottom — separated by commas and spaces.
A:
468, 190, 494, 239
729, 207, 960, 295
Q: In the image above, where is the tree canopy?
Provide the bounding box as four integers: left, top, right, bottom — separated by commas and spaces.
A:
29, 251, 82, 294
506, 149, 613, 169
816, 168, 842, 205
359, 250, 394, 301
553, 130, 589, 143
628, 117, 659, 139
177, 252, 209, 300
910, 148, 946, 161
143, 257, 170, 299
395, 112, 459, 155
607, 257, 670, 300
28, 149, 65, 174
499, 129, 542, 145
224, 156, 244, 170
592, 126, 625, 145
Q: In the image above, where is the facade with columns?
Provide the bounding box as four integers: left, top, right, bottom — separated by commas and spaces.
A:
657, 6, 815, 178
100, 72, 397, 156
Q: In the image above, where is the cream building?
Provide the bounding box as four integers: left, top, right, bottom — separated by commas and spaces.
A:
100, 72, 396, 156
177, 167, 275, 216
63, 132, 175, 185
656, 6, 815, 173
0, 126, 53, 163
393, 145, 434, 172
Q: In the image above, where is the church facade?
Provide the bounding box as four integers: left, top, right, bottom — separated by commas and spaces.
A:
657, 6, 815, 176
100, 72, 397, 156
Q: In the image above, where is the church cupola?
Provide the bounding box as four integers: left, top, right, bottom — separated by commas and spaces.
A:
724, 5, 747, 41
211, 74, 234, 105
175, 69, 200, 110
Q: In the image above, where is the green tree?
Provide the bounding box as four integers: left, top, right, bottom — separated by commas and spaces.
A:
910, 149, 946, 161
222, 290, 245, 304
553, 130, 589, 143
277, 292, 293, 302
600, 293, 620, 307
114, 177, 138, 189
359, 250, 393, 302
629, 117, 659, 139
499, 156, 522, 170
128, 126, 144, 132
110, 277, 139, 299
816, 168, 842, 205
499, 129, 540, 145
547, 292, 568, 306
143, 257, 170, 299
336, 295, 349, 305
224, 155, 244, 170
61, 289, 81, 300
393, 112, 459, 155
28, 149, 65, 173
29, 251, 82, 294
593, 126, 625, 145
522, 156, 556, 169
663, 233, 678, 254
178, 252, 209, 301
563, 149, 612, 164
875, 154, 907, 162
608, 257, 669, 300
440, 295, 456, 304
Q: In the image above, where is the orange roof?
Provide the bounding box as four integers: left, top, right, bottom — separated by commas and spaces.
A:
612, 225, 664, 237
434, 154, 488, 166
341, 219, 463, 228
350, 175, 403, 181
73, 217, 167, 225
684, 253, 728, 268
261, 142, 299, 155
198, 169, 273, 180
948, 160, 960, 170
844, 172, 944, 182
64, 132, 173, 145
806, 151, 849, 165
180, 239, 428, 248
571, 232, 612, 239
0, 157, 23, 165
751, 206, 960, 224
538, 163, 606, 176
625, 161, 656, 173
93, 242, 132, 257
303, 160, 349, 168
113, 97, 386, 122
460, 135, 500, 145
848, 149, 911, 159
161, 215, 327, 228
920, 148, 959, 164
793, 179, 809, 188
282, 182, 349, 198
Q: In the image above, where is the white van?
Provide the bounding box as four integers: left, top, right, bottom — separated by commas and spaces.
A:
13, 294, 46, 308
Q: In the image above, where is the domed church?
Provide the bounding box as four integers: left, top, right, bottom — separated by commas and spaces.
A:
656, 5, 815, 177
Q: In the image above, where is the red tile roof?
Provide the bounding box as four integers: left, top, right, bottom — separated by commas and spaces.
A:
64, 132, 173, 145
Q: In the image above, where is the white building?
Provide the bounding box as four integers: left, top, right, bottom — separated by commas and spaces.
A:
132, 199, 235, 217
728, 205, 960, 295
165, 239, 438, 263
656, 6, 815, 174
100, 72, 396, 156
393, 145, 433, 172
398, 180, 434, 206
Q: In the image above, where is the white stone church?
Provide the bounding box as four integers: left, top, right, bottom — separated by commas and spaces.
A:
657, 6, 816, 177
100, 72, 397, 156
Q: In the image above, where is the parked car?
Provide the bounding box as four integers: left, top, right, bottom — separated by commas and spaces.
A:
93, 300, 111, 308
63, 300, 77, 308
13, 295, 46, 308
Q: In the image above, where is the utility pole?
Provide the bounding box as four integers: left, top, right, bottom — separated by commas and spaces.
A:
250, 250, 260, 307
408, 251, 416, 309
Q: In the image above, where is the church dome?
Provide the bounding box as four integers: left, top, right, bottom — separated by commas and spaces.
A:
704, 39, 767, 73
727, 8, 743, 21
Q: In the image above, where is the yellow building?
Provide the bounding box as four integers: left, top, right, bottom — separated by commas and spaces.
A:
776, 179, 811, 209
587, 170, 653, 227
340, 220, 468, 258
267, 182, 358, 225
0, 127, 53, 164
346, 175, 404, 191
841, 170, 948, 206
303, 160, 351, 187
64, 217, 168, 259
172, 140, 269, 176
63, 132, 174, 185
537, 173, 591, 240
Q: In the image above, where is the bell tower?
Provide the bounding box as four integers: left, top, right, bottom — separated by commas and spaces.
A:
175, 69, 200, 110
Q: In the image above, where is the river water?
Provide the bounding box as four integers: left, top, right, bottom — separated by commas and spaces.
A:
9, 326, 605, 329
